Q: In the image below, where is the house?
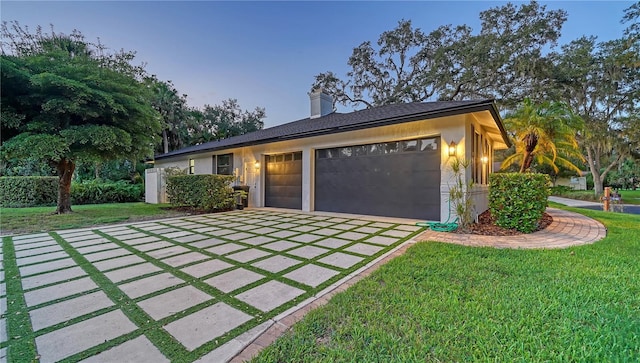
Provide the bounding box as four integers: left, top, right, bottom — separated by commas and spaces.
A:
147, 90, 511, 222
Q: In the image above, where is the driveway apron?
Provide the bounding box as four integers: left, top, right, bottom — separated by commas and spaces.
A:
0, 210, 424, 363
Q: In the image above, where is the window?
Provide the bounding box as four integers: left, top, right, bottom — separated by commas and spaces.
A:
420, 138, 437, 151
188, 159, 195, 174
353, 145, 367, 156
268, 152, 303, 162
316, 137, 439, 159
471, 126, 490, 185
401, 140, 418, 152
340, 147, 353, 157
216, 153, 233, 175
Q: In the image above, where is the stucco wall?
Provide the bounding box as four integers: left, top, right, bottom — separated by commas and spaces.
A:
152, 112, 500, 222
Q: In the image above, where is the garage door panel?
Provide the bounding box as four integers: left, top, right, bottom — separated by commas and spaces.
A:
315, 138, 440, 220
265, 152, 302, 209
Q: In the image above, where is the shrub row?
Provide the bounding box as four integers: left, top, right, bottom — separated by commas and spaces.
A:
71, 180, 144, 205
166, 174, 236, 211
0, 176, 58, 207
0, 177, 144, 207
489, 173, 551, 233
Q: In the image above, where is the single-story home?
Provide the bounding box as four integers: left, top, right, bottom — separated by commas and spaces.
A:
147, 90, 511, 222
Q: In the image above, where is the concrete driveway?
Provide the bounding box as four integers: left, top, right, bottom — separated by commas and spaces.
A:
1, 209, 423, 362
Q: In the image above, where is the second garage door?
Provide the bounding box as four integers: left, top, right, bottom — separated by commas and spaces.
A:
265, 152, 303, 209
314, 137, 441, 220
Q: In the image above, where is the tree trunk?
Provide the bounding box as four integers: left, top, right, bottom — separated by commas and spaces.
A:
519, 133, 538, 172
586, 145, 621, 196
162, 129, 169, 154
56, 158, 75, 214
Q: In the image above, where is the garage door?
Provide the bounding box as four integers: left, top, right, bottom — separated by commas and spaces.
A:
315, 137, 441, 220
265, 152, 303, 209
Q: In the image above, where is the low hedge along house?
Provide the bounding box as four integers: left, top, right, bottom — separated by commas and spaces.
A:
148, 90, 510, 222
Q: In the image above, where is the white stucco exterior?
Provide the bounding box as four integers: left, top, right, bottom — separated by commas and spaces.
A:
150, 109, 506, 223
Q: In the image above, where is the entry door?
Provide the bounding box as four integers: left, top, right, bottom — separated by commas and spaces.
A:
243, 161, 257, 207
314, 137, 441, 220
265, 152, 303, 209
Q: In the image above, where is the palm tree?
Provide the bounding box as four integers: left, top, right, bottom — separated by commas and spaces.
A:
150, 80, 188, 153
501, 98, 584, 174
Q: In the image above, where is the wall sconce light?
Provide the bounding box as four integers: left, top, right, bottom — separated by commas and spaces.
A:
448, 141, 457, 157
481, 155, 489, 164
254, 161, 260, 170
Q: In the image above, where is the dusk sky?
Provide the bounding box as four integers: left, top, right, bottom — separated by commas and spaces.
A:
1, 1, 633, 128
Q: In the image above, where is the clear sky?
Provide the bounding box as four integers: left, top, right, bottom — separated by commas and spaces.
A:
1, 1, 633, 128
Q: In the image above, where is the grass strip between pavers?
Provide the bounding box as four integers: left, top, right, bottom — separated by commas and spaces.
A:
2, 235, 38, 362
91, 230, 269, 361
50, 232, 193, 363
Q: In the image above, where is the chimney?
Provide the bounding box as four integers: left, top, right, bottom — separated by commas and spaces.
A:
309, 88, 333, 119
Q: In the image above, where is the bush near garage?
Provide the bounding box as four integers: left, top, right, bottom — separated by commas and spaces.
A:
71, 180, 144, 205
0, 176, 58, 207
166, 174, 236, 212
489, 173, 551, 233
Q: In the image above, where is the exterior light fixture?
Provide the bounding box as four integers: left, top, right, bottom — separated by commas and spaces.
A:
481, 155, 489, 164
448, 141, 457, 157
254, 161, 260, 170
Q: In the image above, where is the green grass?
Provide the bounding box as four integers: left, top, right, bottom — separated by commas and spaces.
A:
553, 189, 640, 205
0, 203, 192, 236
252, 207, 640, 362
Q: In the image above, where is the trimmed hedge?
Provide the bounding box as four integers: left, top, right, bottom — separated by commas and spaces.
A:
166, 174, 235, 211
489, 173, 551, 233
0, 176, 58, 207
71, 180, 144, 205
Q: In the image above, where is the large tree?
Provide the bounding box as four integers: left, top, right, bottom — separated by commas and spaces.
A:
549, 2, 640, 195
500, 98, 583, 173
312, 1, 566, 109
1, 22, 161, 213
187, 99, 265, 144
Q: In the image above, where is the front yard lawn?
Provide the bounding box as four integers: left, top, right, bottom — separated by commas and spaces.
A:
0, 203, 191, 236
252, 207, 640, 362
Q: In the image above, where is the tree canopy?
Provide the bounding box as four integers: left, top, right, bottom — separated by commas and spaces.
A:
312, 1, 566, 109
1, 22, 162, 213
187, 99, 265, 145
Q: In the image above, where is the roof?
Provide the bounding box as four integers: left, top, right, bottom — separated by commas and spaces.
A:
154, 99, 510, 160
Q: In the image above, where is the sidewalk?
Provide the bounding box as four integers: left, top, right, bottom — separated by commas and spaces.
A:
548, 196, 602, 207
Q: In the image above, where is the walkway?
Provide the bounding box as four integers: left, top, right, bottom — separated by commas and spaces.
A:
417, 207, 607, 249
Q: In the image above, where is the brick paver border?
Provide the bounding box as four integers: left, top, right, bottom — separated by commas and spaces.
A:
416, 207, 607, 249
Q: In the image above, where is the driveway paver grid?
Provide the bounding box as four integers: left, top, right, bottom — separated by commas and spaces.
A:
0, 210, 423, 362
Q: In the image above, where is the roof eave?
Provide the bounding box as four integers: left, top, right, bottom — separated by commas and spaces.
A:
154, 100, 510, 161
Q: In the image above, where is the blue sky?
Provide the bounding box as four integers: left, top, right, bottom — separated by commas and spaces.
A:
1, 1, 633, 128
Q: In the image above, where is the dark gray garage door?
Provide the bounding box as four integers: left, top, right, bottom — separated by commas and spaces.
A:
315, 137, 441, 220
265, 152, 303, 209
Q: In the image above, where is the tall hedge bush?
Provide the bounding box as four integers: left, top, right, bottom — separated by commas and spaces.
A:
166, 174, 235, 211
0, 176, 58, 207
71, 180, 144, 205
489, 173, 551, 233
